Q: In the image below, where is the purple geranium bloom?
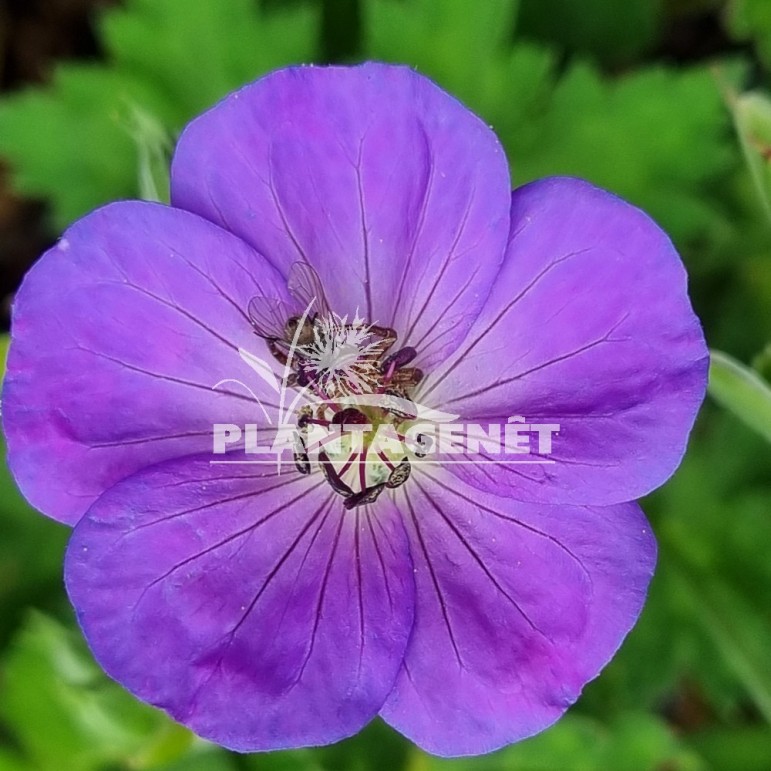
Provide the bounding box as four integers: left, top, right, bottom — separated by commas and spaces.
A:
1, 63, 707, 756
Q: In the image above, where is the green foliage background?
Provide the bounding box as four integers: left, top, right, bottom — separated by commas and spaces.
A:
1, 0, 770, 769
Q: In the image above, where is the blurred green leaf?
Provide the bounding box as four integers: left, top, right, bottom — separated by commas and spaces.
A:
100, 0, 319, 119
689, 727, 771, 771
708, 349, 771, 442
0, 612, 192, 771
640, 404, 771, 719
365, 0, 556, 150
0, 0, 319, 229
752, 342, 771, 380
577, 400, 771, 721
415, 714, 705, 771
365, 0, 522, 102
1, 335, 70, 644
0, 67, 170, 229
666, 559, 771, 725
0, 750, 31, 771
509, 62, 737, 250
0, 438, 69, 645
129, 104, 173, 204
729, 0, 771, 66
241, 748, 325, 771
154, 750, 237, 771
730, 90, 771, 220
366, 1, 737, 251
517, 0, 662, 65
314, 719, 410, 771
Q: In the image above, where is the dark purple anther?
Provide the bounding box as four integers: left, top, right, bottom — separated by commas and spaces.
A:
331, 408, 368, 425
386, 458, 411, 488
381, 346, 417, 374
344, 483, 386, 509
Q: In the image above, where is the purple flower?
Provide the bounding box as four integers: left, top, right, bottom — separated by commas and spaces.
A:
1, 63, 707, 756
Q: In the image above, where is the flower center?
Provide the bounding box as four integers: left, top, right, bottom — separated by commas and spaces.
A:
271, 311, 423, 507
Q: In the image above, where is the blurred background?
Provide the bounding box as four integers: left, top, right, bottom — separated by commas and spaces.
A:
1, 0, 770, 769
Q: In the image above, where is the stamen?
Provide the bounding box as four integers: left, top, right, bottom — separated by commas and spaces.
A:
344, 483, 386, 510
386, 458, 411, 489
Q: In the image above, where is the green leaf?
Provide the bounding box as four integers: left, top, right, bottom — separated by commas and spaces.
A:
0, 750, 32, 771
0, 67, 171, 229
0, 438, 69, 645
313, 719, 410, 771
100, 0, 319, 120
517, 0, 662, 65
508, 62, 737, 250
0, 0, 319, 229
365, 0, 522, 103
365, 0, 556, 144
729, 0, 771, 67
642, 405, 771, 717
241, 748, 326, 771
0, 612, 193, 771
689, 727, 771, 771
666, 557, 771, 725
365, 1, 737, 253
0, 335, 70, 643
708, 349, 771, 442
155, 750, 237, 771
129, 104, 173, 204
415, 714, 705, 771
752, 342, 771, 381
729, 90, 771, 220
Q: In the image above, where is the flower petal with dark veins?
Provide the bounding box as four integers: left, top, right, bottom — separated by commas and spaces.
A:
65, 453, 415, 751
423, 177, 708, 506
2, 201, 290, 525
171, 63, 511, 370
379, 468, 656, 756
